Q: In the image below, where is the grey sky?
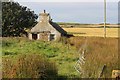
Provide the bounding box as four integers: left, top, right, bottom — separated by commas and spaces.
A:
14, 1, 119, 24
14, 0, 119, 2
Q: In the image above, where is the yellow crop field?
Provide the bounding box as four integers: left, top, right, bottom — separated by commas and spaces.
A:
63, 28, 119, 38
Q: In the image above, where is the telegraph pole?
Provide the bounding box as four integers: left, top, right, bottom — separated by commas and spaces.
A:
104, 0, 106, 38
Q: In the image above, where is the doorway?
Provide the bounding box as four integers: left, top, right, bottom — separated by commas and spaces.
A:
32, 34, 37, 40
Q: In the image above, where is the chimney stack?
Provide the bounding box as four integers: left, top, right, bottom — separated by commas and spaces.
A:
44, 10, 46, 13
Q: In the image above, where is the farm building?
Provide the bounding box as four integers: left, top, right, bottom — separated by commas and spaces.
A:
28, 10, 67, 41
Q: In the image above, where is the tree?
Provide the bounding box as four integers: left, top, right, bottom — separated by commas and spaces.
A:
2, 2, 38, 37
1, 0, 13, 2
0, 1, 2, 36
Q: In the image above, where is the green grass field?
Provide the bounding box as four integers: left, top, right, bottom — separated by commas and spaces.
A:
2, 37, 119, 78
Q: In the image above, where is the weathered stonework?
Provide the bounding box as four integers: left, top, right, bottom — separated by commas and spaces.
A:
28, 10, 67, 41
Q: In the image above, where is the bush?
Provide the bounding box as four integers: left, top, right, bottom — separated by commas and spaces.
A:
2, 54, 58, 79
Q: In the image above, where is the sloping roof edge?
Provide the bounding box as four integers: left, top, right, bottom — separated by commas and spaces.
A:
49, 21, 67, 35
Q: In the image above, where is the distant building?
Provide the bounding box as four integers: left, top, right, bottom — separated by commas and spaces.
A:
28, 10, 67, 41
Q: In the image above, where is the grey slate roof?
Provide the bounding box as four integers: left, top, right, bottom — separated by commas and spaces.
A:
49, 21, 67, 35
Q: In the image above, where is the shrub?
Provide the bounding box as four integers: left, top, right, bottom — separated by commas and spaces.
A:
2, 54, 58, 79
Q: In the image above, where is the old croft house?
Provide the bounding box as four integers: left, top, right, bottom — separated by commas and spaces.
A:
28, 10, 67, 41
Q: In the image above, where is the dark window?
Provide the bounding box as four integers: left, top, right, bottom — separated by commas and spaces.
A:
50, 34, 55, 41
32, 34, 37, 40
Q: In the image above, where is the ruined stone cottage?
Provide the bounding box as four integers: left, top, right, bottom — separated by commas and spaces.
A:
28, 10, 67, 41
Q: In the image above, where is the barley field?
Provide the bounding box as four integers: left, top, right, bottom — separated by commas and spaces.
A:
63, 28, 119, 38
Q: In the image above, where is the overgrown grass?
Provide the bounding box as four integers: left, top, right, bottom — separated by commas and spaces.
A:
68, 37, 119, 78
2, 37, 77, 56
2, 37, 119, 78
2, 53, 57, 79
2, 37, 79, 78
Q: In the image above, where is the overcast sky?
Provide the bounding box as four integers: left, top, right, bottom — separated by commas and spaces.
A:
13, 0, 119, 24
14, 0, 119, 2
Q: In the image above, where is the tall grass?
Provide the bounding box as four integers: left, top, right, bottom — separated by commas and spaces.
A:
2, 53, 57, 79
2, 37, 119, 78
68, 37, 118, 78
2, 37, 79, 78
